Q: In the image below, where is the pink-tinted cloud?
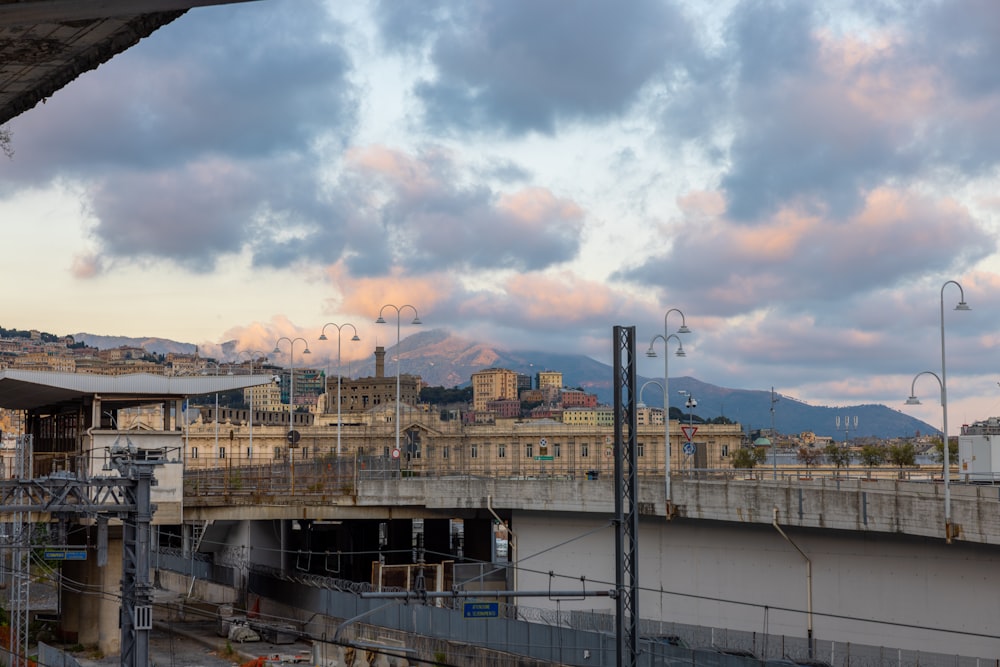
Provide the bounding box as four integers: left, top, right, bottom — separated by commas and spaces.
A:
70, 252, 103, 279
622, 186, 993, 317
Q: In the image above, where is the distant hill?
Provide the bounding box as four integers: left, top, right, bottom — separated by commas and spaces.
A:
357, 329, 936, 441
72, 333, 197, 356
70, 328, 935, 440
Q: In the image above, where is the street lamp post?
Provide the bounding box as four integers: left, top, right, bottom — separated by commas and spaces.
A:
319, 323, 361, 456
236, 350, 269, 464
906, 279, 970, 542
646, 309, 690, 506
376, 305, 421, 458
905, 371, 948, 539
272, 337, 311, 478
638, 380, 663, 411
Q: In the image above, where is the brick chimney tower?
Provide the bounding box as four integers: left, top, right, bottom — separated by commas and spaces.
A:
375, 346, 385, 378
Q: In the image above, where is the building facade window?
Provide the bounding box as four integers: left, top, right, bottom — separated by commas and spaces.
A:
219, 447, 226, 459
443, 447, 449, 460
581, 443, 589, 458
498, 444, 506, 458
526, 443, 533, 458
554, 443, 561, 458
637, 443, 644, 457
191, 447, 198, 459
471, 445, 478, 459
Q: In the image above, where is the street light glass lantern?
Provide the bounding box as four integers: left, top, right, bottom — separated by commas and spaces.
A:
955, 301, 971, 311
676, 324, 691, 334
375, 315, 386, 324
646, 348, 657, 358
905, 396, 921, 405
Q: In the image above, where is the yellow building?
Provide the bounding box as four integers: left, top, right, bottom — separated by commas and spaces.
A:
471, 368, 519, 412
245, 382, 284, 412
181, 406, 745, 477
536, 370, 563, 392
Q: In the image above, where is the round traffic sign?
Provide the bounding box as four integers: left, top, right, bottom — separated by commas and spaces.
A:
683, 442, 696, 456
391, 448, 401, 459
286, 430, 301, 446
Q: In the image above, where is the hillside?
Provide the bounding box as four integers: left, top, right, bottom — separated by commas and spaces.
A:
355, 330, 935, 440
69, 328, 935, 440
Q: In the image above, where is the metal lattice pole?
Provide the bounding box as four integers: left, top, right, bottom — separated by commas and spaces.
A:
8, 434, 32, 667
613, 326, 639, 667
119, 462, 156, 667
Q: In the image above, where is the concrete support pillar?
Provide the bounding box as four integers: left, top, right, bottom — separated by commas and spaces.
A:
422, 519, 451, 563
61, 529, 122, 656
463, 518, 494, 563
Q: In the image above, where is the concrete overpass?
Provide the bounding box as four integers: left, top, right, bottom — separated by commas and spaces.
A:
181, 470, 1000, 660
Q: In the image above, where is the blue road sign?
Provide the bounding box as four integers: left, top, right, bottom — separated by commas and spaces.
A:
464, 602, 499, 618
683, 442, 696, 456
44, 550, 86, 561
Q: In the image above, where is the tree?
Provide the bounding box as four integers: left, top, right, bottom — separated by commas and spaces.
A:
0, 126, 11, 159
824, 443, 852, 470
932, 438, 958, 465
858, 445, 885, 478
796, 447, 823, 471
887, 442, 917, 471
731, 446, 767, 469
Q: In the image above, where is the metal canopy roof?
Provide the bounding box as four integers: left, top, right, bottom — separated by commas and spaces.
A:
0, 0, 261, 125
0, 369, 274, 410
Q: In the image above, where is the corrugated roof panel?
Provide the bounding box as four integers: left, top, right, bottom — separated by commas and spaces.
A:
0, 369, 276, 410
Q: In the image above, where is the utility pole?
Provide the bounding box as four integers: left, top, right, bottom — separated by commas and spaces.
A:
0, 439, 168, 667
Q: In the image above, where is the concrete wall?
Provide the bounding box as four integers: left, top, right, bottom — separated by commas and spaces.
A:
513, 511, 1000, 659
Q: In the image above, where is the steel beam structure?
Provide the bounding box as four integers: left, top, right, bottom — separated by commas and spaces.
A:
612, 325, 639, 667
0, 445, 162, 667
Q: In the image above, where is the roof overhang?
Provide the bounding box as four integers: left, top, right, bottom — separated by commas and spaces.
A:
0, 369, 274, 410
0, 0, 263, 124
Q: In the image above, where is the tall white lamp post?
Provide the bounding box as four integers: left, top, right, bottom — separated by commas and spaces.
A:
646, 308, 690, 506
905, 279, 970, 542
376, 304, 421, 456
319, 323, 360, 456
236, 349, 269, 464
272, 336, 311, 440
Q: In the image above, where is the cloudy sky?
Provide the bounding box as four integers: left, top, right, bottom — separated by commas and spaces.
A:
3, 0, 1000, 434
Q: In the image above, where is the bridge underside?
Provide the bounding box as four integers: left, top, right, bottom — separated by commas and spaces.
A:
0, 0, 263, 124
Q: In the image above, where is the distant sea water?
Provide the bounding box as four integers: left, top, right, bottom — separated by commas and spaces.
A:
767, 450, 937, 466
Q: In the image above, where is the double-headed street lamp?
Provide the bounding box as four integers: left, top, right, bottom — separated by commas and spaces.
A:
646, 308, 690, 505
319, 323, 360, 456
272, 337, 311, 439
905, 279, 970, 542
376, 305, 421, 456
235, 349, 269, 463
